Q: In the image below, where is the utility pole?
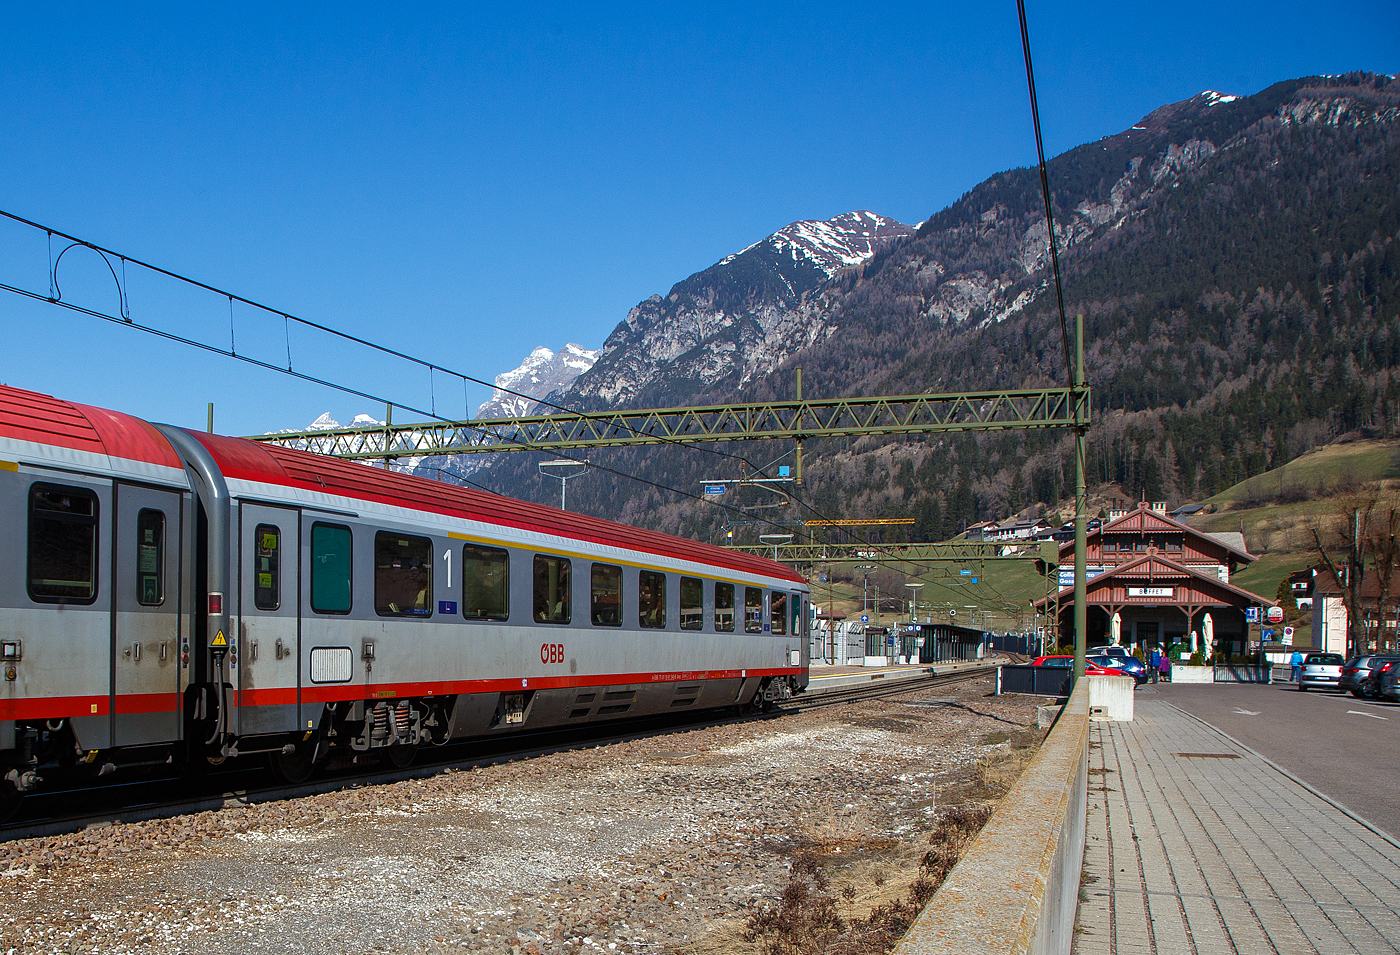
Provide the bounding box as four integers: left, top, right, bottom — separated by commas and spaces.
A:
1074, 312, 1088, 683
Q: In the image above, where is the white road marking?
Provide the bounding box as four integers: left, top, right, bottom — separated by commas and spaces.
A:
1347, 710, 1389, 720
1232, 707, 1260, 716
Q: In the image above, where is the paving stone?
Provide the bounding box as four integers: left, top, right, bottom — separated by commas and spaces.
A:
1075, 700, 1400, 954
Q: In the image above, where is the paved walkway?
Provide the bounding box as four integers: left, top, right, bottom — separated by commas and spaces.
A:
1076, 700, 1400, 954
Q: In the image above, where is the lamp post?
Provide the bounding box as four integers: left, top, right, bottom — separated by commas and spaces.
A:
759, 533, 793, 563
906, 583, 924, 625
539, 459, 589, 511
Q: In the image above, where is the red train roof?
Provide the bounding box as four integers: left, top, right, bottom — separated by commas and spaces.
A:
190, 431, 806, 584
0, 384, 183, 469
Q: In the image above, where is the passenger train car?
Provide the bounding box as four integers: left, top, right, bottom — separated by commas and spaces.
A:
0, 385, 809, 819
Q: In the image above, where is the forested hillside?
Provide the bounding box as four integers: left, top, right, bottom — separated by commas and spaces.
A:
474, 73, 1399, 546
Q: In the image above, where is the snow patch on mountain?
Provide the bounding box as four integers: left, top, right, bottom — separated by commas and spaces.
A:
475, 343, 599, 418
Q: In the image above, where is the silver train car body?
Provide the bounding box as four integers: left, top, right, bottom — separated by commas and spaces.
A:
0, 386, 809, 812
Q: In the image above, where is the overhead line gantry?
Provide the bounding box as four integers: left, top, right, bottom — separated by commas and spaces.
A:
247, 386, 1084, 460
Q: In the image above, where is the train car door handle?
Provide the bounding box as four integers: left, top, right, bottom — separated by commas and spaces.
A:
275, 638, 285, 660
159, 641, 168, 662
132, 642, 141, 663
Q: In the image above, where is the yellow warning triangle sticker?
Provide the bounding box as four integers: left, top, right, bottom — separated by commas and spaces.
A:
211, 630, 228, 647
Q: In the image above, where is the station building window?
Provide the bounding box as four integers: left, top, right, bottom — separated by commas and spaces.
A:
714, 582, 735, 632
679, 577, 703, 631
744, 587, 764, 633
591, 563, 622, 626
310, 523, 352, 614
252, 522, 279, 611
639, 570, 666, 629
28, 483, 99, 604
462, 544, 509, 620
533, 555, 571, 623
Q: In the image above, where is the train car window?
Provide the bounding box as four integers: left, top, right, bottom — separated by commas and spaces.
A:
714, 582, 735, 632
28, 483, 99, 604
591, 563, 622, 626
310, 523, 352, 614
638, 571, 666, 629
770, 591, 787, 635
252, 523, 279, 611
462, 544, 509, 620
679, 577, 703, 631
375, 532, 433, 617
136, 509, 166, 607
744, 587, 764, 633
533, 555, 571, 623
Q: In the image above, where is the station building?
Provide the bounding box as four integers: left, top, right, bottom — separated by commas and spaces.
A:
1033, 503, 1278, 657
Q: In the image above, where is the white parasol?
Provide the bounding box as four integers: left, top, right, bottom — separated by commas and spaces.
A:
1111, 612, 1122, 646
1203, 613, 1215, 657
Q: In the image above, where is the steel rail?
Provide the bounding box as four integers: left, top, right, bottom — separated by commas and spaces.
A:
0, 666, 996, 841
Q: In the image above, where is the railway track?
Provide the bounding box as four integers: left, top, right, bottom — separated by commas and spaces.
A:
0, 665, 995, 842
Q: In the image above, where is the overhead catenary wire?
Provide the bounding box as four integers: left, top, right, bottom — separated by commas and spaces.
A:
0, 209, 948, 575
1016, 0, 1075, 386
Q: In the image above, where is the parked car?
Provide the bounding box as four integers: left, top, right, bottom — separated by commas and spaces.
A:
1341, 655, 1400, 698
1298, 652, 1345, 692
1088, 653, 1149, 685
1376, 663, 1400, 702
1361, 658, 1400, 700
1031, 655, 1124, 676
1098, 646, 1131, 660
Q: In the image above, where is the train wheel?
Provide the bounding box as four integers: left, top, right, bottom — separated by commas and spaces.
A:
0, 778, 22, 825
386, 744, 417, 770
269, 748, 316, 785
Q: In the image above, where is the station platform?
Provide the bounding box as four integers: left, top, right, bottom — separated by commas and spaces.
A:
805, 659, 996, 694
1076, 699, 1400, 954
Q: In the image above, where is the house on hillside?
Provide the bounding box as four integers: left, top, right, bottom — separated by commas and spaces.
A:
983, 518, 1053, 543
1289, 568, 1316, 611
1311, 567, 1399, 656
1034, 503, 1276, 658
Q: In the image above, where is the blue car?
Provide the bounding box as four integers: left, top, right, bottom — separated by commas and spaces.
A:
1088, 653, 1149, 685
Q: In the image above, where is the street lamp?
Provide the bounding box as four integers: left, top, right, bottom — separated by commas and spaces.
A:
539, 459, 589, 511
758, 533, 794, 562
906, 582, 924, 625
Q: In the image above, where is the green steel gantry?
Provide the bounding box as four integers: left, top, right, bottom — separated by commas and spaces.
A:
249, 386, 1083, 460
726, 541, 1060, 565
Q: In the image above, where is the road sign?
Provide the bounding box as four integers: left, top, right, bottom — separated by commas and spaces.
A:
1245, 607, 1260, 623
960, 569, 971, 575
1266, 606, 1284, 624
1263, 629, 1276, 642
861, 614, 869, 623
949, 609, 956, 617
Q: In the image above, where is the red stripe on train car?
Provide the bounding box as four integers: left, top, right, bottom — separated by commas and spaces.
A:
0, 695, 109, 719
238, 687, 298, 707
113, 693, 180, 715
300, 667, 801, 704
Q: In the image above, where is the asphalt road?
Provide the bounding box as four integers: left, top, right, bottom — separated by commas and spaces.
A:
1144, 680, 1400, 839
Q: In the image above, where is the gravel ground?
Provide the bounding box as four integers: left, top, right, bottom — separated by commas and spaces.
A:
0, 676, 1040, 955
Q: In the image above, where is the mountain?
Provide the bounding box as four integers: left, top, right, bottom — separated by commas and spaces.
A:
475, 344, 598, 418
563, 210, 915, 406
477, 73, 1400, 547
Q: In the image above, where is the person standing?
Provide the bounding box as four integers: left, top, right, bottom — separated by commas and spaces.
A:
1289, 649, 1304, 683
1159, 652, 1172, 683
1149, 646, 1161, 684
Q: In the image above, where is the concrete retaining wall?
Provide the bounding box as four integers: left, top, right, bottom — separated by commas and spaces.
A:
894, 680, 1089, 955
1171, 665, 1214, 684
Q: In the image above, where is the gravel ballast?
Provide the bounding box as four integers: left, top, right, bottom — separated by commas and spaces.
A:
0, 676, 1040, 954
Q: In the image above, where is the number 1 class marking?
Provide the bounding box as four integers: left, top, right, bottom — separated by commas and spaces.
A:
443, 549, 452, 589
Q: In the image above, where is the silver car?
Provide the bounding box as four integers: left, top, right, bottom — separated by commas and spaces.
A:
1298, 652, 1345, 692
1341, 655, 1400, 698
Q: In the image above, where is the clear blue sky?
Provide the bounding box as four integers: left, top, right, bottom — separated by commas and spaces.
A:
0, 3, 1394, 436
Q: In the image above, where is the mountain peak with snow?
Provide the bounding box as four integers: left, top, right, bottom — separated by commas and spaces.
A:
474, 343, 599, 418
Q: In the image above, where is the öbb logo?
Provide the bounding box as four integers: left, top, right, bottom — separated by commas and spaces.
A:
540, 643, 565, 665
